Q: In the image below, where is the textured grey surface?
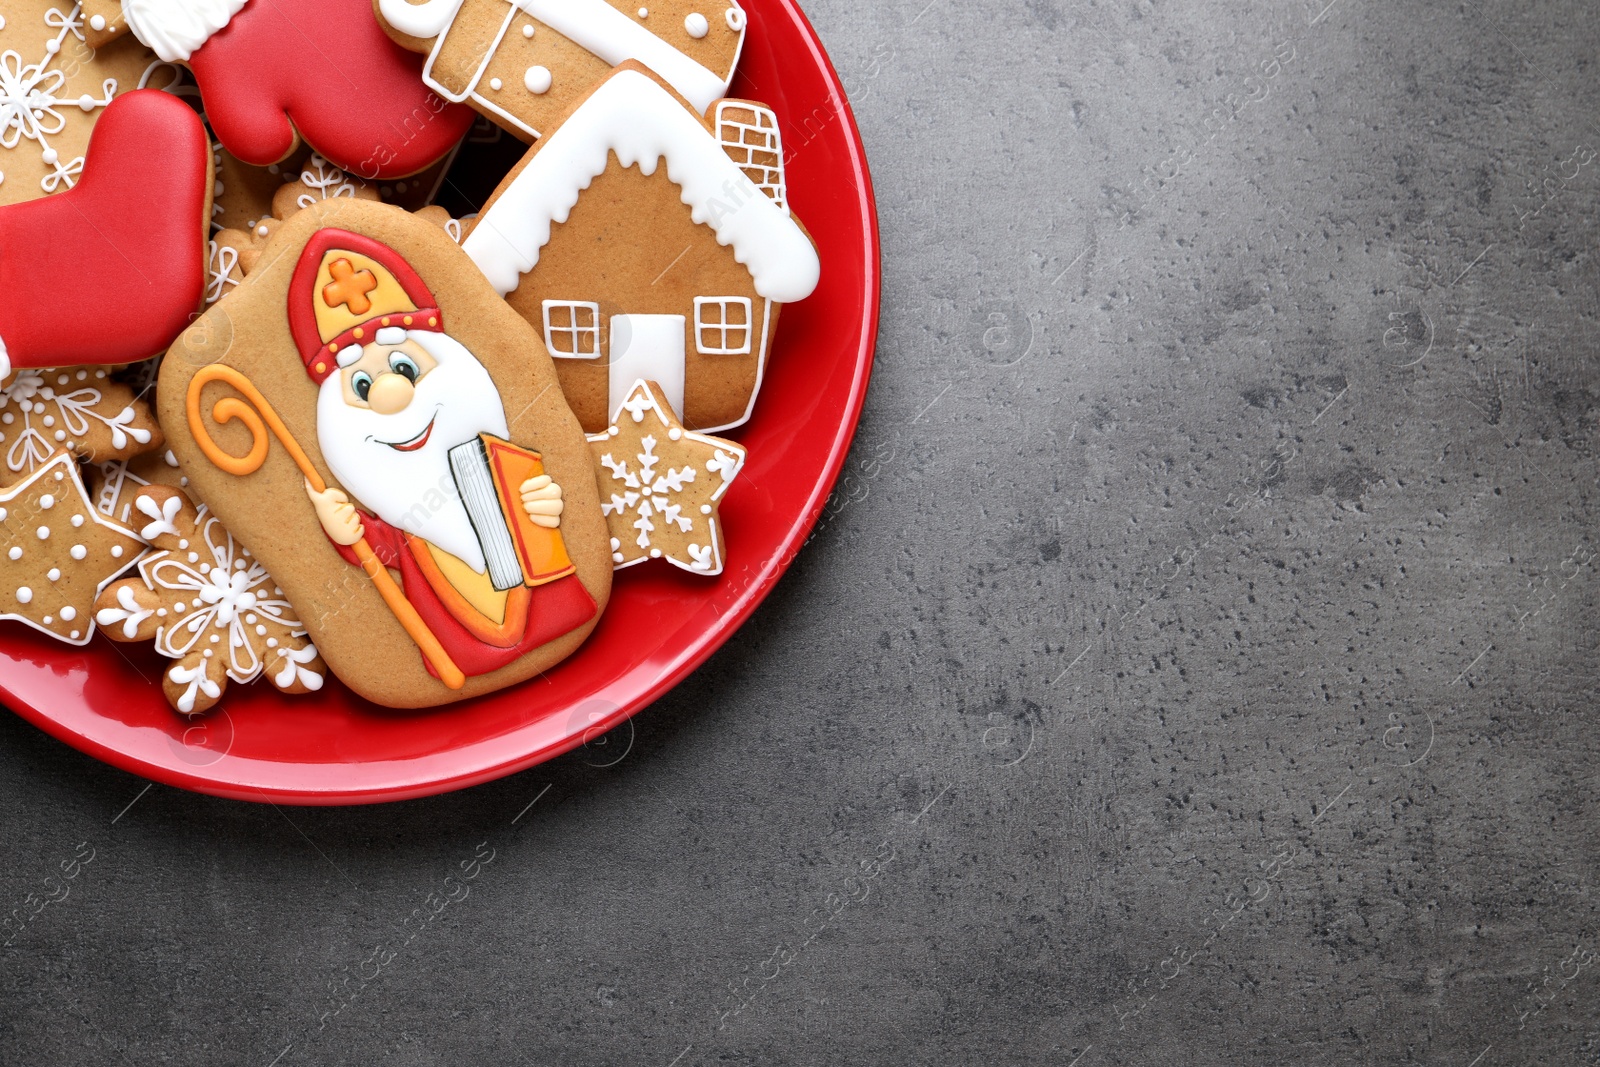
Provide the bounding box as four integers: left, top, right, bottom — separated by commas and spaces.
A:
5, 0, 1600, 1063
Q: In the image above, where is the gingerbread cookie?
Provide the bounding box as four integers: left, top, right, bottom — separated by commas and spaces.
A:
590, 378, 743, 574
81, 0, 474, 178
0, 366, 163, 487
94, 484, 327, 716
462, 64, 819, 433
377, 0, 746, 142
160, 198, 612, 708
0, 449, 146, 644
0, 0, 165, 206
0, 88, 212, 375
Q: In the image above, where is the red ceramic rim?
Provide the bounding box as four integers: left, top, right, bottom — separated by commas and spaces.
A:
0, 0, 880, 805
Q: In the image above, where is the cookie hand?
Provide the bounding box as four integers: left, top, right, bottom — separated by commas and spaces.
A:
305, 478, 365, 546
520, 474, 564, 530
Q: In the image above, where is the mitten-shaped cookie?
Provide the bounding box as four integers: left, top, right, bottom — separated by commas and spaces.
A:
90, 0, 473, 178
0, 89, 212, 376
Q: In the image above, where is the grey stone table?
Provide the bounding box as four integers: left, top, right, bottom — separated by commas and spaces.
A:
4, 0, 1599, 1063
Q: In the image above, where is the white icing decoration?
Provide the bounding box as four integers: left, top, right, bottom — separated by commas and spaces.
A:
166, 659, 221, 714
15, 586, 30, 603
60, 606, 75, 621
136, 491, 183, 541
294, 154, 360, 210
69, 544, 85, 560
0, 5, 115, 195
34, 526, 47, 539
684, 12, 708, 37
463, 69, 818, 304
523, 65, 551, 94
96, 584, 153, 638
272, 641, 324, 691
121, 0, 250, 63
375, 326, 406, 346
38, 493, 52, 508
89, 14, 104, 31
5, 547, 17, 560
725, 7, 745, 30
46, 568, 59, 581
523, 22, 534, 36
489, 77, 502, 91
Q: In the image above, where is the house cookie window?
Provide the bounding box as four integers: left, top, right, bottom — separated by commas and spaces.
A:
541, 300, 602, 358
694, 297, 753, 356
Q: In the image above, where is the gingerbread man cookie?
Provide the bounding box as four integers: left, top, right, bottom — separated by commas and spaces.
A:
94, 484, 327, 716
589, 378, 744, 574
0, 449, 146, 644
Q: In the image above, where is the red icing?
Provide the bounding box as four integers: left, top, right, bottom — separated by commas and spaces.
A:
287, 227, 442, 383
0, 90, 209, 370
191, 0, 473, 178
331, 513, 598, 678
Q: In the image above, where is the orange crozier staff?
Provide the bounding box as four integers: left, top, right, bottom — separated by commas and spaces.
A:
184, 364, 467, 690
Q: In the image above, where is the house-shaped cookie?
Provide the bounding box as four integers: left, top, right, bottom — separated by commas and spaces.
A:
376, 0, 746, 142
462, 63, 820, 434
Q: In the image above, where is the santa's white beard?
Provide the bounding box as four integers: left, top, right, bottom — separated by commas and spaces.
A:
316, 331, 509, 573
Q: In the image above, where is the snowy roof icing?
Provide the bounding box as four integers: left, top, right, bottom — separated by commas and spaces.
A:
463, 68, 821, 305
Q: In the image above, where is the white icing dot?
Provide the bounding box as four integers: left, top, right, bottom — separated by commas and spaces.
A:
5, 547, 18, 560
190, 599, 202, 609
255, 624, 266, 636
725, 6, 745, 29
178, 538, 188, 549
77, 95, 93, 111
701, 504, 712, 514
214, 180, 224, 198
0, 15, 6, 29
111, 545, 123, 557
39, 495, 53, 509
41, 615, 51, 624
70, 515, 83, 527
89, 13, 105, 30
1, 414, 11, 424
637, 6, 647, 15
609, 537, 620, 550
668, 427, 682, 441
256, 225, 269, 237
202, 649, 213, 659
685, 12, 709, 36
210, 633, 219, 643
40, 147, 57, 164
55, 374, 67, 386
43, 39, 57, 54
40, 415, 53, 428
489, 77, 503, 91
266, 637, 277, 648
0, 507, 6, 521
53, 430, 65, 442
523, 21, 535, 35
15, 587, 30, 604
173, 601, 185, 612
69, 544, 85, 560
69, 630, 79, 640
156, 608, 166, 617
612, 552, 624, 563
188, 552, 199, 563
35, 526, 48, 540
524, 65, 552, 94
60, 606, 75, 621
0, 172, 5, 186
650, 547, 663, 558
77, 370, 88, 380
46, 568, 59, 582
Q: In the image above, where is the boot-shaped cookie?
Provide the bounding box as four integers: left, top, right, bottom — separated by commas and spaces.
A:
0, 90, 212, 376
86, 0, 473, 179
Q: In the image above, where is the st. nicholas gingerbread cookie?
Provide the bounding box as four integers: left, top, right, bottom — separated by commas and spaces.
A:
160, 198, 612, 708
463, 63, 820, 433
376, 0, 746, 142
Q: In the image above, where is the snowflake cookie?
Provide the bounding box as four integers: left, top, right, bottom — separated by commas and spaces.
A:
0, 365, 163, 487
94, 484, 327, 716
0, 449, 145, 644
0, 0, 159, 206
588, 379, 746, 575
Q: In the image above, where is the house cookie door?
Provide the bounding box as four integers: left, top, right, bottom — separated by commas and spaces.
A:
608, 314, 686, 421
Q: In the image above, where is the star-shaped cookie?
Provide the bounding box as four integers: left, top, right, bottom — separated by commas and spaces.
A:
0, 449, 145, 644
588, 379, 746, 575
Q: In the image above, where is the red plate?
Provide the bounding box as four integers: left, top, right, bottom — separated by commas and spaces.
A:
0, 0, 879, 805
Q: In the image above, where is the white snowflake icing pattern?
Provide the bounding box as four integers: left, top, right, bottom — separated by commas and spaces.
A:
139, 511, 305, 685
598, 434, 701, 553
0, 4, 117, 193
0, 367, 153, 477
